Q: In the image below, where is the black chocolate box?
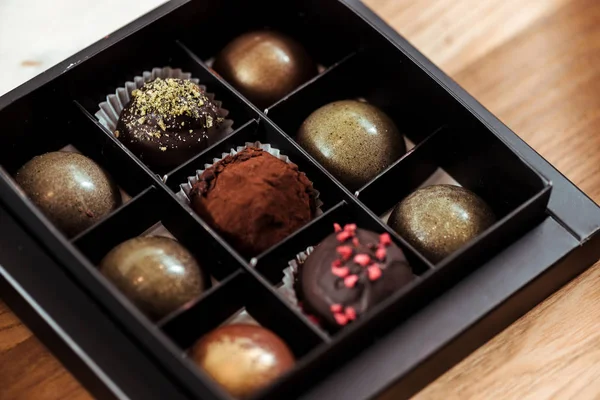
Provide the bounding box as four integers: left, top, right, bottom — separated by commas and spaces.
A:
1, 0, 599, 399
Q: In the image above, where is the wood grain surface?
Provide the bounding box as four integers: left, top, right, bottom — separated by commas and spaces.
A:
3, 0, 600, 399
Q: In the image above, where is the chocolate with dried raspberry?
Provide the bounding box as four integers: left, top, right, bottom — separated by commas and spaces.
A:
297, 223, 414, 329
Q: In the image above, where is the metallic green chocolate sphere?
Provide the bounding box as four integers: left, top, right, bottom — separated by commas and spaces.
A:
389, 185, 496, 263
100, 236, 205, 320
297, 100, 406, 191
15, 152, 121, 237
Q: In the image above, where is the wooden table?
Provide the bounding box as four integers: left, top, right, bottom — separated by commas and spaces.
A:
3, 0, 600, 398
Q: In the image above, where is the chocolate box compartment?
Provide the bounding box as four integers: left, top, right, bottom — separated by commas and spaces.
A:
78, 43, 258, 176
176, 0, 359, 110
0, 1, 599, 400
356, 124, 551, 266
72, 185, 237, 284
254, 200, 432, 286
1, 101, 155, 227
178, 0, 357, 69
160, 270, 326, 356
159, 269, 329, 400
266, 50, 438, 146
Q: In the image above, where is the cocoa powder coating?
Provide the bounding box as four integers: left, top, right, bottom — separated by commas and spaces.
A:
189, 147, 316, 256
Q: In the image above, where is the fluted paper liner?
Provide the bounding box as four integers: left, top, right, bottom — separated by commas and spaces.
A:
279, 246, 315, 313
176, 141, 323, 216
95, 67, 234, 146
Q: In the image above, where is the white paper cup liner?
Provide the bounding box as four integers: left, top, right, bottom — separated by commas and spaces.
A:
176, 141, 324, 216
95, 66, 235, 146
279, 246, 314, 312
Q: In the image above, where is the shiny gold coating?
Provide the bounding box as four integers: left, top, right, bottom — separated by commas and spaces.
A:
100, 236, 204, 321
213, 30, 317, 109
191, 324, 294, 399
15, 152, 122, 238
389, 185, 496, 263
297, 100, 406, 190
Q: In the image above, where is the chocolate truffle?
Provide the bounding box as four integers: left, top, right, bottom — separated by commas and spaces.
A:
116, 78, 224, 170
189, 147, 316, 257
297, 100, 406, 191
213, 30, 317, 109
389, 185, 496, 263
15, 152, 121, 238
191, 324, 294, 399
100, 236, 205, 321
298, 224, 414, 329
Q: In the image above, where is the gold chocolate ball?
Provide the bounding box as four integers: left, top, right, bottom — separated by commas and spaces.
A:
389, 185, 496, 263
213, 30, 317, 109
297, 100, 406, 190
15, 152, 122, 238
100, 236, 205, 320
191, 324, 295, 399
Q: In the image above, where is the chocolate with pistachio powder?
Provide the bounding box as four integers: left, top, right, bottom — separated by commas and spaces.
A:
116, 77, 223, 170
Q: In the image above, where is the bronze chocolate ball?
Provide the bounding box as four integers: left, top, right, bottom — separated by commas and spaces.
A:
191, 324, 294, 399
297, 100, 406, 191
389, 185, 496, 263
100, 236, 205, 321
213, 30, 317, 109
15, 152, 122, 238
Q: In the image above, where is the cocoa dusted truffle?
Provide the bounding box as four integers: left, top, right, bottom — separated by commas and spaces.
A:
297, 100, 406, 190
298, 224, 414, 329
15, 152, 122, 238
389, 185, 496, 263
189, 147, 316, 257
116, 78, 224, 170
191, 324, 295, 399
213, 30, 317, 109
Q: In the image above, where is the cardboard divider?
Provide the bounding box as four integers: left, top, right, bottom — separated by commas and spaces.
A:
266, 49, 444, 146
73, 185, 247, 282
265, 51, 358, 114
0, 126, 71, 176
72, 187, 160, 264
165, 120, 260, 191
0, 101, 155, 198
0, 103, 158, 244
167, 41, 260, 124
160, 270, 326, 358
72, 102, 260, 273
69, 103, 157, 195
433, 123, 549, 217
358, 124, 551, 265
355, 127, 442, 210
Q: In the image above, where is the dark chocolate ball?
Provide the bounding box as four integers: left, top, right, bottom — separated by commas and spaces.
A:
297, 100, 406, 191
213, 30, 317, 109
298, 224, 414, 329
15, 152, 122, 238
191, 324, 294, 399
389, 185, 496, 263
189, 147, 316, 257
116, 78, 224, 171
99, 236, 205, 321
